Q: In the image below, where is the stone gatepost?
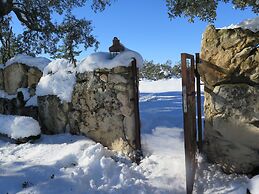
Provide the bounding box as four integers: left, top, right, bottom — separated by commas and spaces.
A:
69, 64, 140, 158
199, 25, 259, 174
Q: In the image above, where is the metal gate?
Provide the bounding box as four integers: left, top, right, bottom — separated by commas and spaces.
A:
181, 53, 202, 194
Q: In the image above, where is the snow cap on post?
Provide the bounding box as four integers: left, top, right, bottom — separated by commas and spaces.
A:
77, 38, 143, 73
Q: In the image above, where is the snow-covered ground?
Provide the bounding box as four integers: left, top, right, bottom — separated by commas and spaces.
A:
0, 78, 257, 194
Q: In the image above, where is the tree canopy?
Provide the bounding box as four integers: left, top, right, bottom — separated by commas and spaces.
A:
166, 0, 258, 22
0, 0, 258, 64
140, 60, 181, 80
0, 0, 112, 64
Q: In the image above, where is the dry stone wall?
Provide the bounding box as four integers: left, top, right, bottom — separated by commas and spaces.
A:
1, 54, 140, 159
69, 66, 138, 157
199, 25, 259, 174
0, 63, 42, 118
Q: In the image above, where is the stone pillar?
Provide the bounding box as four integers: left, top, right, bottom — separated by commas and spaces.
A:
69, 65, 138, 157
199, 25, 259, 174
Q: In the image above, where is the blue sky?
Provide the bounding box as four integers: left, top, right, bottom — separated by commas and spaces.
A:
12, 0, 257, 65
76, 0, 256, 64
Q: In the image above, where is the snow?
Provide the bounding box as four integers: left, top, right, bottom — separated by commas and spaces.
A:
0, 114, 41, 139
25, 95, 38, 107
249, 175, 259, 194
17, 88, 30, 101
220, 17, 259, 32
140, 78, 182, 93
0, 88, 31, 100
0, 90, 16, 99
0, 78, 256, 193
36, 59, 76, 102
0, 64, 4, 69
77, 49, 143, 73
5, 54, 51, 71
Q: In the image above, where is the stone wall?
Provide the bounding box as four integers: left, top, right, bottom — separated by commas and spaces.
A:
69, 66, 138, 157
38, 95, 71, 134
0, 63, 42, 118
1, 56, 140, 159
199, 25, 259, 174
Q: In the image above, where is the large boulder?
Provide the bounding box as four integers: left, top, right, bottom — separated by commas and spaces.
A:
27, 67, 42, 89
200, 25, 259, 174
204, 84, 259, 173
3, 64, 28, 94
199, 25, 259, 89
38, 95, 70, 134
3, 64, 43, 95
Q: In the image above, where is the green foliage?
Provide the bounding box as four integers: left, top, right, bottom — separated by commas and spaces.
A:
166, 0, 258, 22
0, 16, 34, 64
140, 60, 181, 80
0, 0, 112, 64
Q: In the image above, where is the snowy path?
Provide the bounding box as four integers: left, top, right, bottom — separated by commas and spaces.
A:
0, 90, 254, 194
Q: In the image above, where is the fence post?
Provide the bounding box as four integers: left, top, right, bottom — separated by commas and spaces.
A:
131, 58, 142, 164
181, 53, 197, 194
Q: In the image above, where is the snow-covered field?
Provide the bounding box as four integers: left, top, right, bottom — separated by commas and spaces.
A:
0, 78, 257, 194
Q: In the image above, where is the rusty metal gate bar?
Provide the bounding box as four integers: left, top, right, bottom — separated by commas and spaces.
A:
181, 53, 197, 194
195, 53, 203, 152
131, 58, 142, 164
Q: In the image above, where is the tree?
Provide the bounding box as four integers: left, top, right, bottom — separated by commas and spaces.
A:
0, 0, 112, 64
171, 62, 181, 78
140, 60, 181, 80
0, 16, 33, 64
166, 0, 259, 22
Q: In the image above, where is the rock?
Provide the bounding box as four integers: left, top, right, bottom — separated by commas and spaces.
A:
199, 25, 259, 88
0, 98, 5, 114
27, 67, 42, 89
38, 95, 70, 134
68, 110, 81, 134
0, 68, 4, 90
123, 115, 135, 141
114, 84, 127, 92
99, 74, 108, 82
112, 66, 129, 74
0, 133, 41, 144
108, 74, 127, 84
1, 98, 17, 115
204, 84, 259, 174
20, 106, 38, 121
200, 25, 259, 174
3, 63, 28, 94
70, 66, 138, 156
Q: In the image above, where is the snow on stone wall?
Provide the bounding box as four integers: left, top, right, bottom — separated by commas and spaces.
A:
5, 54, 50, 71
0, 57, 44, 120
36, 59, 76, 102
1, 51, 142, 157
36, 52, 141, 157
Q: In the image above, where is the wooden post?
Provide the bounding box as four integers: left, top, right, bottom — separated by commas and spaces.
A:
181, 53, 197, 194
131, 59, 142, 164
